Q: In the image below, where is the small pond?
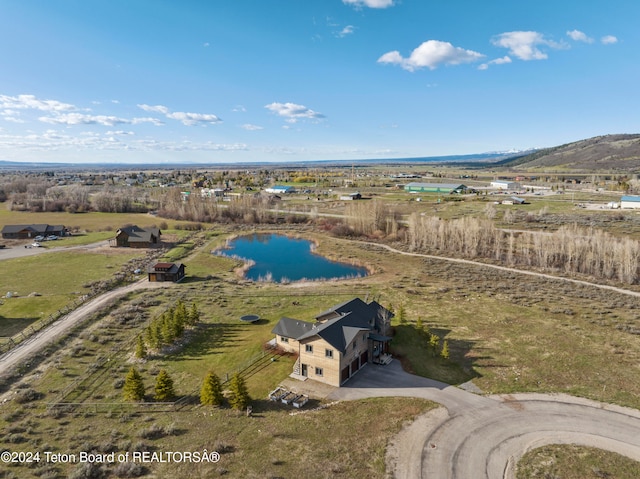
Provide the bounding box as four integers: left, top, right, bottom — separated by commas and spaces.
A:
215, 233, 368, 283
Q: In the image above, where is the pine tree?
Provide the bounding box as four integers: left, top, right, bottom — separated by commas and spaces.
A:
228, 373, 250, 411
161, 315, 174, 345
154, 369, 175, 402
123, 367, 145, 402
416, 317, 424, 333
188, 303, 200, 326
135, 335, 147, 359
398, 304, 407, 325
441, 340, 450, 360
429, 334, 440, 357
200, 371, 224, 406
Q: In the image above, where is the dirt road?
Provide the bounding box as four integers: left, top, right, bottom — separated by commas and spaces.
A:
0, 279, 169, 373
328, 361, 640, 478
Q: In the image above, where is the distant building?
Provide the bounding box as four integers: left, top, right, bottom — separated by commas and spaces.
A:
491, 180, 518, 190
1, 224, 66, 240
265, 185, 295, 194
621, 195, 640, 209
403, 183, 467, 194
339, 192, 362, 201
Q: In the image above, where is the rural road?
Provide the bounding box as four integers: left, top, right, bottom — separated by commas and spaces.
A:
328, 361, 640, 479
0, 240, 109, 261
0, 279, 169, 373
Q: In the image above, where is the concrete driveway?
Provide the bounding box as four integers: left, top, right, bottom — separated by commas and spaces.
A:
327, 360, 640, 479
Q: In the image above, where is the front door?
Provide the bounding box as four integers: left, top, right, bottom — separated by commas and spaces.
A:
301, 363, 308, 377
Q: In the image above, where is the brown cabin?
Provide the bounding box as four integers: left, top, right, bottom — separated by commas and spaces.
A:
147, 262, 185, 282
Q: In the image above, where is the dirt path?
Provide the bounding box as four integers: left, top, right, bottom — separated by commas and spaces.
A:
359, 240, 640, 299
0, 279, 170, 373
328, 361, 640, 479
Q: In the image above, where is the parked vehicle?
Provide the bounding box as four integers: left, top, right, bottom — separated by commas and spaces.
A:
31, 242, 41, 247
46, 235, 58, 240
34, 235, 45, 241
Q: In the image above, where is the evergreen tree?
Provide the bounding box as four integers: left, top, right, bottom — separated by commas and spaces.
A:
429, 334, 440, 357
135, 335, 147, 359
441, 340, 450, 360
161, 315, 174, 345
188, 303, 200, 326
398, 304, 406, 324
200, 371, 224, 406
416, 317, 424, 333
154, 369, 175, 402
228, 373, 250, 411
123, 367, 145, 402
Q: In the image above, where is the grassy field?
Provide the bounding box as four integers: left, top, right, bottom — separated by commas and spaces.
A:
1, 224, 639, 477
0, 249, 143, 339
517, 445, 640, 479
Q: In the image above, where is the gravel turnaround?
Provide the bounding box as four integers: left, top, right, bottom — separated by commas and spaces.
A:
328, 361, 640, 479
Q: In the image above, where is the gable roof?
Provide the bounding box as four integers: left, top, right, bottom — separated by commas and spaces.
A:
271, 317, 316, 339
297, 312, 371, 353
272, 297, 393, 354
118, 225, 161, 243
147, 262, 184, 274
1, 224, 64, 234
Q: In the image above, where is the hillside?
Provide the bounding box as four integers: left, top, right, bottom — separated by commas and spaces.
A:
500, 134, 640, 171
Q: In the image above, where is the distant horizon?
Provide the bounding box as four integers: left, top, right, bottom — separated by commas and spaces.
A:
0, 149, 530, 168
1, 1, 638, 164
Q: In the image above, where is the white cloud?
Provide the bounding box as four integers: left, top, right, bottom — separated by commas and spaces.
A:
491, 31, 565, 60
39, 112, 132, 126
137, 104, 170, 115
567, 29, 593, 43
106, 130, 134, 136
265, 102, 325, 123
241, 124, 264, 131
478, 55, 512, 70
378, 40, 485, 71
343, 0, 395, 8
336, 25, 355, 38
166, 111, 222, 126
137, 104, 222, 126
601, 35, 618, 45
232, 105, 246, 112
0, 94, 75, 112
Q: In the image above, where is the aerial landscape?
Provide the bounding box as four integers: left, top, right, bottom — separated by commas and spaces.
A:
1, 1, 640, 478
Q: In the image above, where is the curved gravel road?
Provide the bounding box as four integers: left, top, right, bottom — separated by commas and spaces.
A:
328, 361, 640, 479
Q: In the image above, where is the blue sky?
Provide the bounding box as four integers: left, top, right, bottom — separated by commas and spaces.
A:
0, 0, 636, 164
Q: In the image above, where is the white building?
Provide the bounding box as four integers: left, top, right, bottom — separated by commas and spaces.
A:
621, 195, 640, 209
491, 180, 518, 190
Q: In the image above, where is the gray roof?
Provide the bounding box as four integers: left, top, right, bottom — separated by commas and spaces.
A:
272, 297, 393, 354
297, 311, 372, 353
119, 225, 161, 243
271, 317, 315, 339
1, 224, 64, 234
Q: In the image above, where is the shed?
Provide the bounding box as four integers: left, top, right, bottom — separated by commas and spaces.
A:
147, 262, 186, 282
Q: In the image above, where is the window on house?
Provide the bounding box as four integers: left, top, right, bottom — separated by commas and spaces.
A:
325, 349, 333, 358
315, 367, 323, 376
305, 344, 313, 353
280, 336, 289, 343
353, 339, 357, 350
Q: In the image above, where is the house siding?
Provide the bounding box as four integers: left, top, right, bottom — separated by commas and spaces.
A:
298, 337, 343, 387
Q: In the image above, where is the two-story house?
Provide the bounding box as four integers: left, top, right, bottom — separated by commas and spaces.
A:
271, 298, 393, 387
